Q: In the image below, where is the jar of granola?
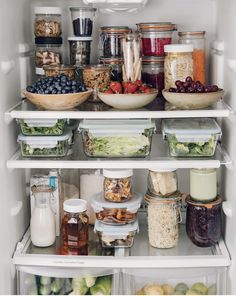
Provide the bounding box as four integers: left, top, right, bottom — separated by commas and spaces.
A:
103, 169, 133, 203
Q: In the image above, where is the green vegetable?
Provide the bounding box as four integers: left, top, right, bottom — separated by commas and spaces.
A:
85, 275, 96, 288
71, 277, 89, 295
39, 284, 51, 295
40, 276, 51, 286
51, 278, 65, 294
186, 289, 202, 295
191, 283, 208, 295
175, 283, 189, 294
59, 278, 73, 295
22, 141, 66, 157
89, 275, 112, 295
208, 284, 217, 295
20, 119, 65, 136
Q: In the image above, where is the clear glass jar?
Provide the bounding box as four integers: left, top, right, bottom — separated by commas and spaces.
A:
70, 7, 97, 37
68, 37, 92, 66
186, 195, 222, 247
99, 57, 123, 82
103, 169, 133, 202
164, 44, 193, 89
145, 193, 182, 248
83, 64, 111, 102
62, 199, 89, 250
147, 168, 178, 197
178, 31, 206, 84
34, 7, 62, 37
142, 56, 164, 93
43, 64, 76, 79
99, 26, 131, 58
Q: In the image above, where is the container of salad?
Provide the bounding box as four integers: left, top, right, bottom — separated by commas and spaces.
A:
18, 131, 71, 158
162, 118, 221, 157
17, 119, 66, 136
78, 119, 156, 158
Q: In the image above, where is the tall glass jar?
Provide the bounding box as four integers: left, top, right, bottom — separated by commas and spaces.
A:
68, 37, 92, 66
178, 31, 206, 84
164, 44, 193, 89
99, 58, 123, 82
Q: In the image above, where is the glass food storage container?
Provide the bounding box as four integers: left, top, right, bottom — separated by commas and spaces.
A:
91, 192, 142, 225
190, 168, 217, 202
137, 22, 177, 57
78, 119, 156, 158
178, 31, 206, 84
103, 169, 133, 202
94, 220, 139, 248
68, 37, 92, 66
147, 168, 178, 197
186, 195, 222, 247
145, 193, 182, 249
17, 131, 71, 158
99, 26, 131, 58
70, 7, 97, 37
99, 57, 123, 82
164, 44, 193, 89
43, 64, 76, 79
162, 118, 222, 157
34, 7, 62, 38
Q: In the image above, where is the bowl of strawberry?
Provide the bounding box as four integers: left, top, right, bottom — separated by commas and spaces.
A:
162, 77, 224, 110
98, 80, 158, 110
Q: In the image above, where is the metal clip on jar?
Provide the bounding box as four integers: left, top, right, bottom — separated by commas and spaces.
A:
99, 58, 123, 82
145, 193, 182, 248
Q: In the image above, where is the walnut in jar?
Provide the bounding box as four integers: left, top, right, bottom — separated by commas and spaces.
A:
35, 20, 61, 37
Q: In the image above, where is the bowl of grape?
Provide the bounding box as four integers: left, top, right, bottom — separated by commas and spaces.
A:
162, 77, 224, 110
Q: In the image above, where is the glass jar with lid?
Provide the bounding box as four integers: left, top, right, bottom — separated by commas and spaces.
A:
68, 37, 92, 66
34, 7, 62, 38
99, 57, 123, 82
43, 64, 77, 79
145, 193, 182, 248
99, 26, 131, 58
164, 44, 193, 89
178, 31, 206, 84
103, 169, 133, 202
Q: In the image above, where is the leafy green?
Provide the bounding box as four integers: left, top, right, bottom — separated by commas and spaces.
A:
21, 141, 66, 157
20, 119, 65, 136
51, 278, 65, 294
89, 276, 112, 295
71, 277, 89, 295
39, 284, 51, 295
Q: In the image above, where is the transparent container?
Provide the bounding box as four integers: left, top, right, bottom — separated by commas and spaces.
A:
68, 37, 92, 66
103, 169, 133, 202
92, 192, 142, 225
164, 44, 193, 89
78, 119, 156, 158
34, 7, 62, 38
147, 168, 178, 197
137, 22, 177, 57
94, 220, 139, 248
17, 131, 71, 158
99, 57, 123, 82
43, 64, 76, 79
99, 26, 131, 58
162, 118, 222, 157
178, 31, 206, 84
145, 193, 182, 249
186, 195, 222, 247
70, 7, 97, 37
142, 56, 164, 92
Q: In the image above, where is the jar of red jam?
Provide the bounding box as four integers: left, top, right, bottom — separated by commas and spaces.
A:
137, 22, 177, 57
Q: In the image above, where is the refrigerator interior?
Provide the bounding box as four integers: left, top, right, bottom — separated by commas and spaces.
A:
0, 0, 235, 294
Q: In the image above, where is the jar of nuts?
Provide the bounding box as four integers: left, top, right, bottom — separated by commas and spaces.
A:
83, 64, 111, 102
43, 64, 77, 79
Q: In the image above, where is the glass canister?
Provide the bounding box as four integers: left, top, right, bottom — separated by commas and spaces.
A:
186, 195, 222, 247
34, 7, 62, 37
43, 64, 77, 79
190, 169, 217, 202
145, 193, 182, 248
164, 44, 194, 89
103, 169, 133, 202
99, 57, 123, 82
83, 64, 111, 102
142, 56, 165, 93
147, 168, 178, 197
68, 37, 92, 66
178, 31, 206, 84
137, 22, 177, 57
99, 26, 131, 58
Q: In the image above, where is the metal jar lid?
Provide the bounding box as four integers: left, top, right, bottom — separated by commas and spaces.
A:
137, 22, 177, 32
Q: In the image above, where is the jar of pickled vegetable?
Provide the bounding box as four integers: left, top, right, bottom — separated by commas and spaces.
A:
142, 57, 164, 93
99, 58, 123, 82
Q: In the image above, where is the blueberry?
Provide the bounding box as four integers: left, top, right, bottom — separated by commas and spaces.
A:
61, 89, 67, 94
61, 82, 66, 87
72, 81, 77, 86
52, 89, 57, 94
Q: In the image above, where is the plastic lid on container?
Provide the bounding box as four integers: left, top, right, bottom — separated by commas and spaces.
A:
142, 56, 165, 64
103, 169, 133, 178
22, 119, 64, 127
68, 36, 93, 42
35, 7, 62, 15
178, 31, 206, 37
70, 7, 97, 12
137, 22, 177, 32
35, 37, 63, 45
164, 44, 193, 53
91, 191, 142, 213
94, 220, 139, 235
186, 195, 222, 209
63, 199, 87, 213
18, 130, 71, 142
148, 168, 176, 172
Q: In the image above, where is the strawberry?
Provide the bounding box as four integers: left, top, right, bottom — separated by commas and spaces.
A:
103, 88, 113, 94
123, 82, 139, 94
144, 87, 153, 93
110, 82, 122, 94
135, 80, 143, 87
138, 84, 149, 92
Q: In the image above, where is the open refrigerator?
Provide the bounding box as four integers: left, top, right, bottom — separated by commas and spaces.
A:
0, 0, 236, 294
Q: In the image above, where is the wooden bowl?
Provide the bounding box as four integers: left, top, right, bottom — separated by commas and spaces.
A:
24, 90, 93, 111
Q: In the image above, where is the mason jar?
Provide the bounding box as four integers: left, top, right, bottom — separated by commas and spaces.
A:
99, 57, 123, 82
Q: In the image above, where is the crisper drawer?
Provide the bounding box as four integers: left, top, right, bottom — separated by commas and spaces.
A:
122, 267, 227, 295
17, 266, 119, 295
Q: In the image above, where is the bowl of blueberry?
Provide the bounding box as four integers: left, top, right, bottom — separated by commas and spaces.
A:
25, 74, 93, 110
162, 77, 224, 110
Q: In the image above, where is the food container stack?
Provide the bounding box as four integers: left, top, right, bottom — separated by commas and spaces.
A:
93, 169, 141, 248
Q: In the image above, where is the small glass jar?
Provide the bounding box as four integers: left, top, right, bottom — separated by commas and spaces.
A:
68, 37, 92, 66
178, 31, 206, 84
147, 168, 178, 197
145, 193, 182, 248
34, 7, 62, 37
103, 169, 133, 202
83, 64, 111, 102
186, 195, 222, 247
99, 58, 123, 82
43, 64, 77, 79
99, 26, 131, 58
62, 199, 89, 250
164, 44, 193, 89
142, 56, 165, 93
